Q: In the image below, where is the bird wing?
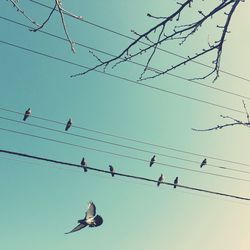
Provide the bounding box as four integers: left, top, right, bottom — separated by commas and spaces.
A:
85, 201, 96, 219
65, 222, 87, 234
89, 215, 103, 227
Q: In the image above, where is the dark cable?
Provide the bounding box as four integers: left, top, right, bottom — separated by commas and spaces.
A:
1, 149, 250, 201
0, 40, 245, 115
1, 126, 250, 183
28, 0, 250, 84
0, 106, 249, 168
1, 115, 250, 175
1, 16, 249, 100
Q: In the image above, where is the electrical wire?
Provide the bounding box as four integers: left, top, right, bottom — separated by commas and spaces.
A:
1, 126, 250, 183
1, 106, 249, 168
1, 149, 250, 201
1, 16, 250, 101
28, 0, 250, 84
1, 115, 250, 175
0, 39, 245, 115
1, 157, 248, 206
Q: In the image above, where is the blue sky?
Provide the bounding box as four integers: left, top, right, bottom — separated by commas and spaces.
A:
1, 1, 250, 249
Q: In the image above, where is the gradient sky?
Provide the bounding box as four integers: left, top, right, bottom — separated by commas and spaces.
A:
1, 1, 250, 250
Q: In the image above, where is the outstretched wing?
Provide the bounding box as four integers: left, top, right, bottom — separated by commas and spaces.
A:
89, 215, 103, 227
65, 222, 88, 234
85, 201, 96, 220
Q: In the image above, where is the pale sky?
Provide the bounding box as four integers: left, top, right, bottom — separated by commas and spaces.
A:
1, 1, 250, 250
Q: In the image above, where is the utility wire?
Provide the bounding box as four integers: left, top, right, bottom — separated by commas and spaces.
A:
0, 39, 245, 115
1, 16, 249, 101
1, 115, 250, 175
1, 106, 250, 168
1, 155, 248, 205
1, 149, 250, 201
1, 126, 250, 183
28, 0, 250, 84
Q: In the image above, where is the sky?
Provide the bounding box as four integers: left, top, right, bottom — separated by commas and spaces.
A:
1, 1, 250, 249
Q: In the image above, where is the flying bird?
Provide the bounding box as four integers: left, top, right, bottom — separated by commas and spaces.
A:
200, 158, 207, 168
65, 118, 72, 131
173, 177, 178, 188
65, 201, 103, 234
109, 165, 115, 177
23, 108, 31, 121
149, 155, 156, 167
81, 157, 87, 172
157, 173, 164, 187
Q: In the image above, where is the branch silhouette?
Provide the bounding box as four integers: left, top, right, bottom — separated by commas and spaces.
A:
7, 0, 83, 53
71, 0, 242, 82
192, 101, 250, 132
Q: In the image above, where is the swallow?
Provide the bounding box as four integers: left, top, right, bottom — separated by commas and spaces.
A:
65, 201, 103, 234
200, 158, 207, 168
23, 108, 31, 121
65, 118, 72, 131
149, 155, 156, 167
173, 177, 178, 188
157, 173, 164, 187
81, 157, 87, 172
109, 165, 115, 177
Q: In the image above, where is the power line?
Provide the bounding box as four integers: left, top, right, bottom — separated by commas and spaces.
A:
1, 126, 250, 183
1, 115, 250, 175
1, 16, 250, 101
28, 0, 250, 84
1, 149, 250, 201
0, 39, 245, 115
1, 106, 250, 168
1, 155, 248, 205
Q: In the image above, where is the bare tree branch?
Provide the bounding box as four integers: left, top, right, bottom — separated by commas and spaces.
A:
192, 101, 250, 132
7, 0, 83, 52
71, 0, 242, 82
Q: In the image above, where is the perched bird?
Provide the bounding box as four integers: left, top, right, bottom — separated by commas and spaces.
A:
65, 201, 103, 234
200, 158, 207, 168
157, 173, 164, 187
149, 155, 156, 167
109, 165, 115, 177
23, 108, 31, 121
173, 177, 178, 189
81, 157, 87, 172
65, 118, 72, 131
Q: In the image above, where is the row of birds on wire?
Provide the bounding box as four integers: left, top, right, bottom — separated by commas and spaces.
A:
22, 108, 207, 234
23, 108, 208, 187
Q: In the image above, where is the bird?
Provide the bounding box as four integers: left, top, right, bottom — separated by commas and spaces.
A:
65, 118, 72, 131
173, 177, 178, 188
149, 155, 156, 167
23, 108, 31, 121
65, 201, 103, 234
81, 157, 87, 172
109, 165, 115, 177
157, 173, 164, 187
200, 158, 207, 168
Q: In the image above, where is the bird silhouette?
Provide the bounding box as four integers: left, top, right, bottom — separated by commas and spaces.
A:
109, 165, 115, 177
149, 155, 156, 167
173, 177, 178, 188
81, 157, 87, 172
65, 118, 72, 131
65, 201, 103, 234
157, 173, 164, 187
200, 158, 207, 168
23, 108, 31, 121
